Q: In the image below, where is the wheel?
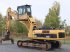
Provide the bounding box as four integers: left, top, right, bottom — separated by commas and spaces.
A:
17, 40, 23, 47
45, 42, 51, 51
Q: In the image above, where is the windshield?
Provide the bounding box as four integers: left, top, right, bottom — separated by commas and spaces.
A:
27, 7, 31, 12
18, 8, 23, 15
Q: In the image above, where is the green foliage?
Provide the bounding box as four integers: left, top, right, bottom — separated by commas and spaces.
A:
35, 19, 42, 28
0, 16, 28, 35
0, 16, 6, 31
65, 26, 70, 36
0, 15, 6, 35
44, 2, 61, 29
10, 20, 28, 34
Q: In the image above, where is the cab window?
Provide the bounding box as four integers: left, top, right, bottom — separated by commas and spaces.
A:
18, 8, 23, 15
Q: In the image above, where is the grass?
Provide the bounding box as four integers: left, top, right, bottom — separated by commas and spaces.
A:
60, 40, 70, 44
13, 37, 30, 42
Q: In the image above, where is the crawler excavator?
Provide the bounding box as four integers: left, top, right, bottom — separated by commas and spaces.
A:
6, 5, 65, 50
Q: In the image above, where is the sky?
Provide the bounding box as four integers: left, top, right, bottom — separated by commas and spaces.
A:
0, 0, 70, 26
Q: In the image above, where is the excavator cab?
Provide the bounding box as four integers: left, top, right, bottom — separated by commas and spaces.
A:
17, 5, 31, 16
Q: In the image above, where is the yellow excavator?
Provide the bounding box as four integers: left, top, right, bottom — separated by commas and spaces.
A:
4, 5, 65, 50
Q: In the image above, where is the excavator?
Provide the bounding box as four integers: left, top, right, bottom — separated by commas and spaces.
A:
3, 5, 65, 50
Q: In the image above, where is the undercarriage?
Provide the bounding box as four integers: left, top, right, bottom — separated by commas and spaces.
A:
17, 39, 61, 50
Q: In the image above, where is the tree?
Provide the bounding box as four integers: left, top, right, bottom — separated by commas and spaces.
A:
65, 26, 70, 36
0, 13, 28, 35
10, 20, 28, 34
0, 13, 2, 19
44, 2, 61, 29
35, 19, 42, 28
0, 15, 6, 35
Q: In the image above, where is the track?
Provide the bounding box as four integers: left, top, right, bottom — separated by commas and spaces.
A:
0, 42, 70, 52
